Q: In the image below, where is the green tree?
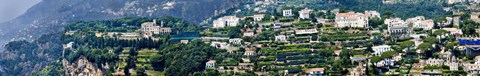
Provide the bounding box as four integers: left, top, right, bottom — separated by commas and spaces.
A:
418, 43, 433, 51
424, 37, 438, 44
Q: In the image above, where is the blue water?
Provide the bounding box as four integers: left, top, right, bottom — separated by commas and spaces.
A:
169, 32, 201, 42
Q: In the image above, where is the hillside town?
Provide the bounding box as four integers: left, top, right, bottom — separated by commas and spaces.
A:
193, 3, 480, 76
28, 0, 480, 76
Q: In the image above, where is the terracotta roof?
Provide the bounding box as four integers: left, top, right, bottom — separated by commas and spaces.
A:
245, 48, 256, 53
334, 50, 342, 53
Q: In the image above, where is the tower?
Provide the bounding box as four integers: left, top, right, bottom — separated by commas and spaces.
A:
153, 19, 157, 26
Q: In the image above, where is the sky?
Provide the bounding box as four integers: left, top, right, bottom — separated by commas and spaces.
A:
0, 0, 41, 23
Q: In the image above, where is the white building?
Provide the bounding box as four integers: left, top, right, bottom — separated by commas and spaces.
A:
413, 20, 434, 30
425, 58, 445, 66
364, 10, 381, 18
385, 18, 409, 34
141, 20, 172, 35
283, 9, 293, 17
463, 63, 480, 75
275, 35, 288, 43
376, 58, 395, 67
206, 60, 216, 69
448, 0, 465, 4
295, 29, 318, 35
335, 11, 369, 28
253, 14, 265, 21
119, 33, 141, 40
305, 68, 325, 76
406, 16, 426, 23
299, 8, 312, 19
244, 49, 256, 56
372, 45, 392, 56
213, 16, 240, 28
243, 32, 255, 37
210, 42, 238, 51
229, 38, 243, 44
407, 16, 434, 30
443, 28, 463, 35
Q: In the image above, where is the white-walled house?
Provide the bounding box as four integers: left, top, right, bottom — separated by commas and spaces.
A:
335, 11, 369, 28
385, 18, 409, 35
283, 9, 293, 17
213, 16, 240, 28
206, 60, 216, 69
254, 14, 265, 21
229, 38, 243, 44
372, 45, 392, 56
299, 8, 312, 19
275, 35, 288, 43
425, 58, 445, 66
365, 10, 381, 18
305, 68, 325, 76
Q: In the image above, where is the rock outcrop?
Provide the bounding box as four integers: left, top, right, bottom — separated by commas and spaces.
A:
62, 57, 103, 76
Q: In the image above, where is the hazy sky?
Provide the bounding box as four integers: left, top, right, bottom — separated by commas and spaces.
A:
0, 0, 41, 23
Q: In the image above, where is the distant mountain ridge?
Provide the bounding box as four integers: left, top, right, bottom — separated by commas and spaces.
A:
0, 0, 242, 51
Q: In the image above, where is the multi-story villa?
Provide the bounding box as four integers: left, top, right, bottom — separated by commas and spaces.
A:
385, 18, 409, 35
372, 45, 392, 56
283, 9, 293, 17
335, 11, 369, 28
140, 20, 172, 35
213, 16, 240, 28
253, 14, 265, 21
299, 8, 312, 19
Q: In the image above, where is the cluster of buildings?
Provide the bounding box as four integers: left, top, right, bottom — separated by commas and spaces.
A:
213, 16, 240, 28
334, 11, 370, 28
108, 20, 172, 40
385, 16, 435, 35
204, 5, 480, 75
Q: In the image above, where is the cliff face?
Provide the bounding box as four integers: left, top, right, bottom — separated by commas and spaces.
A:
62, 57, 103, 76
0, 0, 242, 51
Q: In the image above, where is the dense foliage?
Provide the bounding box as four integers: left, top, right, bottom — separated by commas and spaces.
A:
153, 40, 223, 76
0, 33, 63, 75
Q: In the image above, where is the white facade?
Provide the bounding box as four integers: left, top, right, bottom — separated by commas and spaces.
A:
141, 20, 161, 34
413, 20, 434, 30
306, 68, 325, 76
335, 11, 369, 28
212, 16, 240, 28
275, 35, 288, 42
210, 42, 238, 51
372, 45, 392, 56
213, 19, 226, 28
299, 8, 312, 19
425, 58, 445, 66
229, 38, 243, 44
140, 20, 171, 35
385, 18, 409, 34
376, 58, 395, 67
253, 14, 265, 21
295, 29, 318, 35
206, 60, 216, 69
407, 16, 434, 30
448, 0, 465, 4
243, 32, 255, 37
283, 9, 293, 17
364, 10, 381, 18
